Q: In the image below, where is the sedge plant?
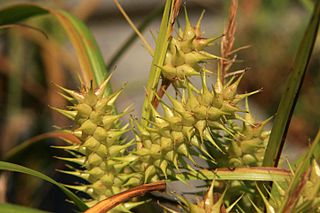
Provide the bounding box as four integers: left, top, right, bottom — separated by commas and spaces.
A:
0, 0, 319, 213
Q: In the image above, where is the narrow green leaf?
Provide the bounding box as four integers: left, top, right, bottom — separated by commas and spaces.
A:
0, 4, 117, 166
178, 167, 292, 182
141, 0, 174, 124
0, 3, 110, 90
51, 10, 108, 88
4, 131, 80, 162
0, 161, 88, 211
0, 203, 49, 213
263, 0, 320, 167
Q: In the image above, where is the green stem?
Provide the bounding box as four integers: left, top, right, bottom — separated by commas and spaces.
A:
107, 6, 163, 71
141, 0, 174, 124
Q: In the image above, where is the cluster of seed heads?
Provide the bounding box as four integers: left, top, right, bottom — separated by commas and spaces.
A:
54, 10, 273, 212
54, 77, 142, 211
134, 11, 266, 182
160, 10, 219, 83
161, 10, 221, 87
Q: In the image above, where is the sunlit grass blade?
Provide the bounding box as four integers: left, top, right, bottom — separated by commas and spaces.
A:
141, 0, 174, 124
263, 0, 320, 167
0, 161, 88, 211
0, 3, 110, 91
0, 203, 49, 213
51, 10, 108, 88
107, 6, 163, 71
179, 167, 292, 182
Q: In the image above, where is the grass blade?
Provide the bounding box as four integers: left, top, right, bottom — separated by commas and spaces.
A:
0, 161, 88, 211
51, 10, 108, 88
179, 167, 292, 182
141, 0, 174, 124
114, 0, 154, 56
0, 3, 110, 90
0, 4, 47, 25
263, 0, 320, 167
0, 203, 49, 213
107, 6, 163, 71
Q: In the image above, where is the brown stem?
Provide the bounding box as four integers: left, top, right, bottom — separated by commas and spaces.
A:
84, 181, 166, 213
151, 78, 171, 109
171, 0, 182, 30
220, 0, 238, 83
283, 170, 309, 213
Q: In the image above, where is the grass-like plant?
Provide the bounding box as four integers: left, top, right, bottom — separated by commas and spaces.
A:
0, 0, 319, 212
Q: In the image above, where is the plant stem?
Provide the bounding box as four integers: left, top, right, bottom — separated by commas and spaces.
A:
84, 182, 166, 213
151, 78, 171, 109
107, 6, 163, 71
114, 0, 154, 56
140, 0, 175, 124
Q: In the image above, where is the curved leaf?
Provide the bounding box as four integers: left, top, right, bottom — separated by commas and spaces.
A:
51, 9, 107, 88
0, 203, 49, 213
0, 4, 47, 25
0, 3, 114, 163
0, 161, 88, 211
0, 3, 109, 89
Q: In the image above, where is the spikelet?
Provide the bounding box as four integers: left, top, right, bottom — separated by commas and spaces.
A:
170, 180, 242, 213
226, 101, 271, 168
202, 101, 271, 211
133, 76, 251, 181
161, 9, 221, 86
54, 77, 140, 211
